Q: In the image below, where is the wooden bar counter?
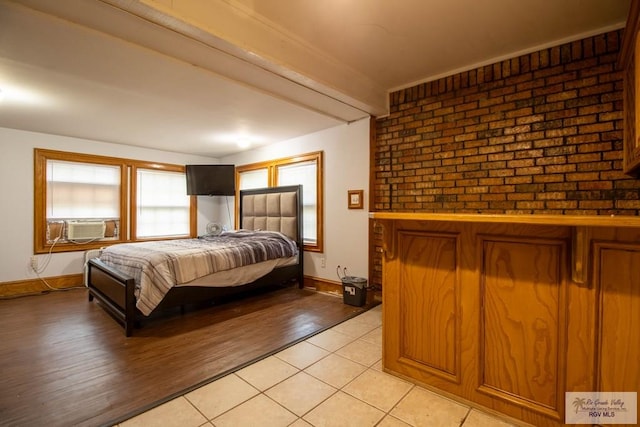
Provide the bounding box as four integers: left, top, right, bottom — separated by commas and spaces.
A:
370, 212, 640, 426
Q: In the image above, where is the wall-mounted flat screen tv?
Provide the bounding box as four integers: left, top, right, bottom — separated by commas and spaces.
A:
185, 164, 236, 196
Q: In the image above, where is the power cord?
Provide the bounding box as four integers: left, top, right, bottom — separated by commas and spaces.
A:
30, 236, 85, 292
30, 236, 59, 276
226, 195, 233, 230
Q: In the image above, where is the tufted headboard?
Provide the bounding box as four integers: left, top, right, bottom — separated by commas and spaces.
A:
239, 185, 303, 246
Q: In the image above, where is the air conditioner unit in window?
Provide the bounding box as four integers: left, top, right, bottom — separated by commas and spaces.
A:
67, 221, 106, 240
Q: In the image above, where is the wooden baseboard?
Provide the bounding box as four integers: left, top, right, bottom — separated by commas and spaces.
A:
1, 274, 382, 303
303, 275, 381, 304
303, 276, 343, 295
0, 274, 84, 298
2, 275, 344, 299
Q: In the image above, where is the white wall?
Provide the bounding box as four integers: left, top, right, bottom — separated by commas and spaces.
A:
223, 117, 371, 284
0, 117, 371, 286
0, 127, 219, 283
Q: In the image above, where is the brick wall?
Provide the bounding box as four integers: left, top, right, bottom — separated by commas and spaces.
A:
371, 30, 640, 288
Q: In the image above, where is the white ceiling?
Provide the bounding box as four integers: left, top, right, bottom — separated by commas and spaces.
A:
0, 0, 631, 157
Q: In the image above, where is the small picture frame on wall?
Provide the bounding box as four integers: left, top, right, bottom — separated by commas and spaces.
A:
348, 190, 364, 209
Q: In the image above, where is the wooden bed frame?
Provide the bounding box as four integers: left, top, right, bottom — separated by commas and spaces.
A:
87, 185, 304, 336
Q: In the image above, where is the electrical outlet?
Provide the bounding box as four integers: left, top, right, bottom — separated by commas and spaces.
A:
30, 255, 38, 271
320, 257, 326, 268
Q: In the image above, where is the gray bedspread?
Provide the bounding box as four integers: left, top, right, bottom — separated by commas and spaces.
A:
99, 230, 298, 315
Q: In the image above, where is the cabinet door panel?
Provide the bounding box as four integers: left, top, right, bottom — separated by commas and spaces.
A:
479, 236, 567, 419
595, 243, 640, 393
397, 231, 460, 381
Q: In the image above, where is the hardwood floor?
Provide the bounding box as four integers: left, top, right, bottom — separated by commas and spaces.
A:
0, 284, 372, 427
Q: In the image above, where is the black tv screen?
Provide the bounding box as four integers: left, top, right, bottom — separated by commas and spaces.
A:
185, 164, 236, 196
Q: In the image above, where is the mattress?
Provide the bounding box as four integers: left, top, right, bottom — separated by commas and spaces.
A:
100, 230, 298, 315
182, 256, 298, 287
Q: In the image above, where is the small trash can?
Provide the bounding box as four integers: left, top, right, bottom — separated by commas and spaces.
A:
338, 266, 367, 307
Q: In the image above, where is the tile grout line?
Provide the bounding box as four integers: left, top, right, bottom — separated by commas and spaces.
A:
126, 307, 498, 427
206, 317, 384, 426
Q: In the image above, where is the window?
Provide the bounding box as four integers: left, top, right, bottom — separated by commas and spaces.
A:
34, 149, 196, 253
238, 168, 269, 190
236, 151, 323, 252
277, 161, 318, 245
134, 167, 191, 238
47, 160, 120, 220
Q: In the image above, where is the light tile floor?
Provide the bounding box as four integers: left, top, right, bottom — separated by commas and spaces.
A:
117, 304, 519, 427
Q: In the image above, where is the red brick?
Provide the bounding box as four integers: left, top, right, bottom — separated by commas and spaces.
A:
504, 176, 533, 185
504, 125, 532, 135
465, 186, 489, 194
568, 153, 601, 163
482, 193, 507, 201
482, 161, 508, 170
506, 107, 534, 118
516, 77, 545, 91
578, 181, 613, 190
578, 83, 614, 97
464, 154, 489, 164
565, 76, 598, 89
442, 127, 465, 137
546, 182, 578, 191
599, 111, 623, 121
547, 90, 578, 102
577, 162, 612, 172
566, 134, 600, 144
545, 127, 578, 137
578, 122, 614, 134
489, 169, 515, 177
533, 138, 564, 148
536, 191, 566, 200
616, 200, 640, 209
580, 63, 614, 78
488, 152, 514, 161
488, 135, 516, 145
507, 192, 535, 200
515, 166, 544, 175
454, 101, 479, 113
533, 174, 565, 183
489, 184, 516, 193
516, 115, 545, 125
602, 151, 622, 160
508, 159, 535, 168
563, 115, 597, 126
516, 201, 545, 209
544, 164, 577, 174
533, 82, 564, 96
579, 200, 614, 209
536, 156, 567, 166
546, 200, 578, 209
490, 102, 518, 113
566, 172, 600, 181
534, 101, 566, 113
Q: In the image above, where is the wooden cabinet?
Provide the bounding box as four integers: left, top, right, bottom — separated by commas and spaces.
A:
375, 213, 640, 426
621, 0, 640, 175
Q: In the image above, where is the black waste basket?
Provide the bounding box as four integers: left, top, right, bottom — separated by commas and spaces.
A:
341, 275, 367, 307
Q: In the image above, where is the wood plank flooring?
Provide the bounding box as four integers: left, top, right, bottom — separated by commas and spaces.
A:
0, 285, 372, 427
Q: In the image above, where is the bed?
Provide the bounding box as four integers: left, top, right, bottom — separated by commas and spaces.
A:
87, 185, 304, 336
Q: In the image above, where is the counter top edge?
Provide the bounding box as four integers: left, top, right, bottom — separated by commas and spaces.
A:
368, 212, 640, 227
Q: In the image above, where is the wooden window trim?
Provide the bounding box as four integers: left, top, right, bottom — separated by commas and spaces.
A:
235, 151, 324, 253
34, 149, 197, 254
